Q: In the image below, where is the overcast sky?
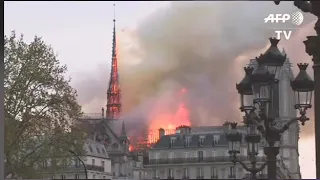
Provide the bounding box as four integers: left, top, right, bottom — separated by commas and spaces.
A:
4, 1, 316, 178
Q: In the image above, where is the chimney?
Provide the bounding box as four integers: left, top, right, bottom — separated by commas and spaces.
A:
159, 128, 165, 138
176, 125, 191, 135
101, 107, 105, 118
222, 121, 231, 133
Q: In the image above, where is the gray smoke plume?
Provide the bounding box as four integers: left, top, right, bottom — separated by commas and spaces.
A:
74, 1, 317, 138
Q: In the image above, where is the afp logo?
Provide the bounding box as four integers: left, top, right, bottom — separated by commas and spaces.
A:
264, 11, 304, 26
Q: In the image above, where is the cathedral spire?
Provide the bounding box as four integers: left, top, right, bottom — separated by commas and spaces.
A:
120, 121, 127, 137
106, 4, 122, 120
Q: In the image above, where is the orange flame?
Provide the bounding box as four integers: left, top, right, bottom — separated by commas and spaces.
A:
147, 88, 191, 144
129, 145, 134, 152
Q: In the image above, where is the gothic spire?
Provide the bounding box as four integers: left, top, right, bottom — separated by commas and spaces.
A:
112, 4, 116, 58
106, 4, 122, 120
120, 121, 127, 137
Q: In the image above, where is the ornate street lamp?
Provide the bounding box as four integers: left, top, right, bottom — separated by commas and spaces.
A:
291, 63, 315, 125
250, 58, 275, 112
255, 38, 286, 77
226, 122, 242, 160
272, 1, 320, 178
233, 38, 315, 180
226, 122, 267, 180
237, 67, 255, 115
246, 124, 261, 157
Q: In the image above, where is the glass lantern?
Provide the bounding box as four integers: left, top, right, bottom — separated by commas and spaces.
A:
237, 67, 255, 115
291, 63, 314, 112
226, 123, 242, 155
293, 88, 313, 110
245, 133, 261, 156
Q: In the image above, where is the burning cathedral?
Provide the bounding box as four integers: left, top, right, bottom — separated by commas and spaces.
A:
76, 10, 300, 179
77, 15, 147, 178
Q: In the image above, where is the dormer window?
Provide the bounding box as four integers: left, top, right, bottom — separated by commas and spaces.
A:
213, 135, 220, 145
199, 136, 205, 146
170, 137, 176, 148
185, 136, 191, 147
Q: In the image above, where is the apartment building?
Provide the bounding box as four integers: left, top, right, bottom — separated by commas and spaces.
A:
145, 125, 292, 179
53, 139, 113, 179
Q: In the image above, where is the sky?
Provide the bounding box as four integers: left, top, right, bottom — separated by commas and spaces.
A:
4, 1, 317, 178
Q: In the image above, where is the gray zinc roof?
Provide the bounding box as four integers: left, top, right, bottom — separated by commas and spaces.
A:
84, 139, 110, 159
152, 132, 228, 149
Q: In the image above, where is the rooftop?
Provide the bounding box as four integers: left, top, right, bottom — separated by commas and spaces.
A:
85, 139, 110, 159
151, 124, 248, 149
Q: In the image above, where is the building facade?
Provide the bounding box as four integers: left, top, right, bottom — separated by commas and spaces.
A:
145, 46, 300, 180
145, 125, 292, 179
53, 139, 113, 179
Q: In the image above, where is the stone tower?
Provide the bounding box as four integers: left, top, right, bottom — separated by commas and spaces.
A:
278, 48, 301, 179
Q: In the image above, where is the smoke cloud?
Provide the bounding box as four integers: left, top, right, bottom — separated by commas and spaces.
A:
74, 2, 317, 138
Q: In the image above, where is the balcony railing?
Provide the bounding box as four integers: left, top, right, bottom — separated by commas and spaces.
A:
211, 175, 218, 179
65, 164, 105, 172
87, 164, 104, 172
148, 156, 266, 165
228, 174, 236, 179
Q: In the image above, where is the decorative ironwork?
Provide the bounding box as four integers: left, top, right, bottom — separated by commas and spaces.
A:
147, 156, 267, 165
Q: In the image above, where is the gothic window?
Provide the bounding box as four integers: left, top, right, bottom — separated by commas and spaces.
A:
97, 134, 110, 145
112, 143, 119, 149
96, 147, 100, 154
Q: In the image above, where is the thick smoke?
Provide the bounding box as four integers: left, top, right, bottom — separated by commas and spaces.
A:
74, 2, 317, 138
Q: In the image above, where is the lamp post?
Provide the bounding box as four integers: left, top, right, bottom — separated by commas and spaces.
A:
273, 1, 320, 178
229, 38, 315, 180
226, 122, 267, 180
69, 150, 88, 180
